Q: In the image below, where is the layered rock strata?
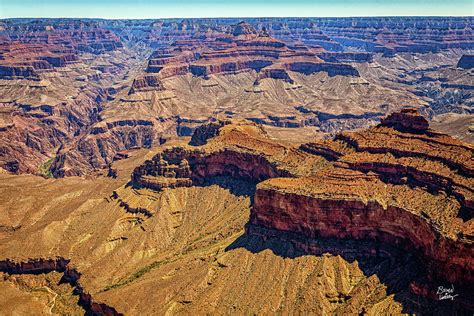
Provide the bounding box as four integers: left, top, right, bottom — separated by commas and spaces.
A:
134, 21, 359, 94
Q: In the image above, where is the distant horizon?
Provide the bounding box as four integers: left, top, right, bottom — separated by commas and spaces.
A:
1, 0, 473, 19
1, 15, 473, 21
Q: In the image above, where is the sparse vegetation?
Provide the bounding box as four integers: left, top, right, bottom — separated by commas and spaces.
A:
101, 259, 168, 292
39, 157, 55, 178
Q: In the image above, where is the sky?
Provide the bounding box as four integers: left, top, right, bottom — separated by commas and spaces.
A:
0, 0, 473, 19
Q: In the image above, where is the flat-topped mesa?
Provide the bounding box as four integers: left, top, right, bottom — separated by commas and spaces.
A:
131, 149, 194, 191
232, 21, 258, 37
140, 21, 361, 82
380, 108, 429, 133
249, 109, 474, 288
457, 54, 474, 69
250, 172, 474, 286
128, 75, 165, 94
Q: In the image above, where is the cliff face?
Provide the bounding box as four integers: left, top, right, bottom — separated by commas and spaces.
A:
139, 21, 359, 86
128, 75, 165, 94
0, 64, 39, 80
250, 186, 473, 285
284, 61, 359, 77
380, 108, 429, 133
131, 145, 290, 191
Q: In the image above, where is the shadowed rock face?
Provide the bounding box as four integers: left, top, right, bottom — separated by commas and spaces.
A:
189, 120, 230, 146
0, 64, 39, 80
457, 55, 474, 69
380, 107, 429, 133
0, 258, 122, 315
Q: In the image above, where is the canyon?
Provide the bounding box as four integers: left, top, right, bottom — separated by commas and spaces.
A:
0, 16, 473, 315
1, 108, 472, 314
0, 17, 472, 177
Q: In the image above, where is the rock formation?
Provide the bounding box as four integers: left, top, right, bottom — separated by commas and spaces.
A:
249, 109, 473, 289
131, 120, 322, 190
380, 107, 429, 133
0, 16, 473, 315
0, 107, 472, 314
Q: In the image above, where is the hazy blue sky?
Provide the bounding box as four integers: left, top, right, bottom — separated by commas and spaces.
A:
1, 0, 473, 19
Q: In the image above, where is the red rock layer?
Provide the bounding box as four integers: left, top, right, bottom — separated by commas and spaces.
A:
0, 20, 122, 80
128, 75, 165, 94
380, 108, 429, 133
131, 120, 321, 190
131, 146, 290, 191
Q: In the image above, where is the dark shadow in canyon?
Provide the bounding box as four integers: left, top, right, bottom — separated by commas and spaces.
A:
196, 176, 257, 198
0, 258, 122, 316
226, 225, 473, 315
128, 175, 257, 199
